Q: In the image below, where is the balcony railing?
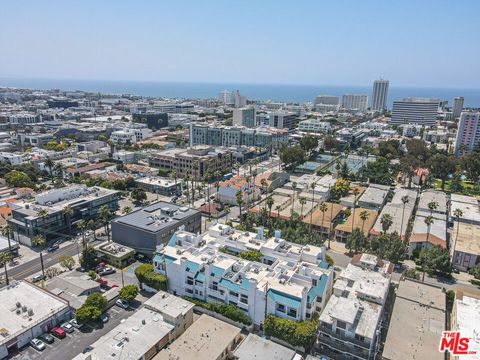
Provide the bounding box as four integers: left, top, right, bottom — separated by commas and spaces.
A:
318, 325, 371, 349
317, 334, 371, 360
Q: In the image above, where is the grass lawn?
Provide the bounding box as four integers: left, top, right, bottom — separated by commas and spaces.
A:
434, 179, 478, 196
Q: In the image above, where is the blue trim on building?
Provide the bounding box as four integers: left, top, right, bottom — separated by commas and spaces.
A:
167, 234, 177, 247
210, 266, 225, 278
307, 274, 328, 303
219, 278, 241, 292
195, 271, 205, 282
185, 260, 199, 273
267, 289, 301, 309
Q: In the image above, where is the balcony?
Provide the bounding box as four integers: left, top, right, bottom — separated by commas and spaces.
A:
317, 333, 371, 360
318, 325, 371, 350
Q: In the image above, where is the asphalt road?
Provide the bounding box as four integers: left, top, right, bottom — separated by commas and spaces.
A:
8, 242, 81, 281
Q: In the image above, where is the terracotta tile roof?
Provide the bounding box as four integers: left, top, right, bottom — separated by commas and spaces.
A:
65, 162, 108, 173
409, 233, 446, 248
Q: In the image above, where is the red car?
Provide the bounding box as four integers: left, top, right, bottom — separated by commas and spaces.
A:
50, 327, 66, 339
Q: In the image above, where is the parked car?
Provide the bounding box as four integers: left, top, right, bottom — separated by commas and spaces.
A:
116, 299, 129, 309
100, 267, 116, 276
61, 322, 74, 333
135, 253, 148, 263
30, 338, 46, 351
38, 333, 54, 344
50, 327, 66, 339
76, 266, 86, 273
32, 274, 45, 283
100, 313, 109, 323
47, 243, 60, 252
70, 319, 84, 329
82, 346, 93, 354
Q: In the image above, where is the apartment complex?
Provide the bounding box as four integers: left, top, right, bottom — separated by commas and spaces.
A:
190, 123, 288, 149
149, 145, 233, 180
110, 123, 153, 144
452, 96, 465, 118
154, 224, 334, 325
298, 118, 332, 134
371, 79, 389, 111
454, 111, 480, 155
317, 254, 392, 360
8, 185, 119, 246
450, 290, 480, 359
390, 97, 439, 126
111, 202, 201, 255
233, 107, 256, 128
342, 94, 368, 112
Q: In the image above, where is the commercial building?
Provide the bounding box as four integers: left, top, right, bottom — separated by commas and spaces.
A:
268, 111, 297, 130
154, 224, 334, 325
451, 222, 480, 272
382, 279, 446, 360
189, 124, 288, 149
233, 107, 256, 128
450, 290, 480, 360
46, 272, 101, 309
317, 254, 392, 360
218, 90, 235, 105
234, 333, 300, 360
154, 314, 242, 360
390, 97, 439, 126
0, 281, 71, 359
298, 118, 332, 134
8, 185, 119, 246
452, 96, 465, 118
314, 95, 340, 106
135, 176, 183, 197
149, 146, 233, 181
93, 241, 135, 269
371, 79, 389, 111
342, 94, 368, 112
454, 111, 480, 155
111, 201, 201, 255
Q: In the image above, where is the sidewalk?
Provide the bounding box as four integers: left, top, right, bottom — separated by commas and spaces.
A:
328, 240, 348, 255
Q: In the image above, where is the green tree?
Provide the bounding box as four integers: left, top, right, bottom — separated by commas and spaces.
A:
299, 134, 319, 155
359, 210, 370, 234
77, 219, 88, 249
279, 146, 307, 172
5, 170, 35, 188
450, 170, 464, 193
131, 188, 147, 204
62, 205, 74, 236
1, 225, 13, 255
236, 190, 244, 225
332, 178, 350, 198
119, 285, 139, 303
84, 292, 107, 311
75, 305, 102, 323
0, 252, 13, 285
346, 228, 365, 255
418, 245, 452, 277
323, 135, 339, 152
380, 213, 393, 233
122, 206, 132, 214
59, 255, 75, 270
400, 195, 410, 237
376, 140, 401, 159
99, 205, 111, 241
31, 234, 46, 248
428, 154, 457, 191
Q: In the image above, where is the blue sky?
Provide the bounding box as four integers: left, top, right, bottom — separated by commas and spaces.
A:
0, 0, 479, 87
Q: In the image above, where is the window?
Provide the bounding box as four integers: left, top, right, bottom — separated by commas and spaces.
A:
240, 294, 248, 304
230, 291, 239, 298
287, 308, 297, 318
276, 303, 285, 313
212, 281, 218, 291
312, 279, 318, 286
186, 276, 194, 285
337, 320, 346, 329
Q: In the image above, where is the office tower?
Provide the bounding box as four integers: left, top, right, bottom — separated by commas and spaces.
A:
453, 96, 465, 118
454, 111, 480, 155
342, 94, 368, 111
268, 111, 297, 129
390, 97, 439, 126
218, 90, 234, 105
371, 79, 389, 111
232, 107, 256, 127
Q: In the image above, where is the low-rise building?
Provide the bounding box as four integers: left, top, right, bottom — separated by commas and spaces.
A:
8, 185, 119, 246
304, 202, 344, 238
154, 314, 242, 360
317, 254, 392, 360
135, 176, 183, 197
0, 281, 71, 359
450, 194, 480, 225
46, 272, 101, 310
357, 184, 389, 211
409, 210, 447, 255
111, 202, 201, 255
154, 224, 334, 325
382, 279, 446, 360
298, 118, 332, 134
93, 241, 136, 269
451, 222, 480, 272
234, 333, 300, 360
218, 175, 260, 206
335, 208, 378, 242
418, 189, 447, 215
451, 290, 480, 360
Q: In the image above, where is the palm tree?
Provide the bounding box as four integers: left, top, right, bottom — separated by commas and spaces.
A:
1, 225, 13, 254
62, 205, 74, 236
424, 215, 434, 244
452, 208, 463, 269
87, 219, 98, 241
291, 182, 297, 216
299, 197, 307, 218
428, 201, 438, 216
260, 178, 268, 195
0, 252, 13, 285
360, 210, 370, 235
31, 234, 46, 248
54, 162, 64, 181
36, 209, 49, 238
351, 188, 360, 233
236, 190, 244, 226
309, 182, 316, 232
44, 157, 55, 184
99, 205, 111, 241
224, 205, 231, 222
107, 139, 115, 158
245, 176, 251, 208
266, 196, 274, 230
76, 219, 88, 250
400, 195, 410, 238
319, 202, 329, 246
184, 175, 190, 206
275, 205, 281, 219
380, 213, 393, 233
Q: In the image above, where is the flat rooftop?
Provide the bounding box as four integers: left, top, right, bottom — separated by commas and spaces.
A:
382, 279, 445, 360
234, 333, 297, 360
73, 308, 174, 360
113, 201, 199, 233
453, 293, 480, 360
418, 190, 447, 214
452, 222, 480, 255
144, 291, 194, 319
0, 281, 69, 346
154, 314, 241, 360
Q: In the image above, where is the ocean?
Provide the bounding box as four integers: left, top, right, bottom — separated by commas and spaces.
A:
1, 77, 480, 108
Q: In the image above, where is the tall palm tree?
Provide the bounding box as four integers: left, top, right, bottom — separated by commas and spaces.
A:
236, 190, 244, 226
452, 208, 463, 268
299, 197, 307, 218
184, 175, 190, 206
351, 188, 360, 233
0, 252, 13, 285
245, 176, 251, 209
319, 202, 329, 246
107, 139, 115, 158
1, 225, 13, 254
360, 210, 369, 235
44, 158, 55, 184
291, 182, 297, 216
266, 196, 274, 230
36, 209, 49, 238
87, 219, 98, 241
309, 182, 316, 233
428, 201, 438, 216
380, 213, 393, 233
224, 205, 231, 222
275, 205, 281, 219
76, 219, 88, 250
400, 195, 410, 238
62, 205, 74, 236
99, 205, 111, 241
424, 215, 434, 244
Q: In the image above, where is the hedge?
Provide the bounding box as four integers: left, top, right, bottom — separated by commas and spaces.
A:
264, 313, 319, 350
134, 263, 167, 291
238, 250, 262, 262
183, 296, 252, 325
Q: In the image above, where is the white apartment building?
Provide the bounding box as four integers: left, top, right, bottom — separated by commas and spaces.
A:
390, 98, 439, 126
110, 123, 153, 144
451, 292, 480, 360
314, 95, 340, 106
218, 90, 235, 105
298, 118, 332, 134
0, 152, 23, 166
317, 254, 392, 360
154, 224, 334, 326
342, 94, 368, 112
371, 80, 389, 111
454, 111, 480, 155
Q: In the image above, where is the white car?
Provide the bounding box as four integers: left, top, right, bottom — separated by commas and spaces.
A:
61, 322, 74, 333
30, 338, 46, 351
70, 319, 84, 329
116, 299, 129, 309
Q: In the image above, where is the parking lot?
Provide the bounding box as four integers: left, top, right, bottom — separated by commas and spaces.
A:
14, 306, 131, 360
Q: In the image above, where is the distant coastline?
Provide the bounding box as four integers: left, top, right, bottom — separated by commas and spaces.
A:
1, 77, 480, 108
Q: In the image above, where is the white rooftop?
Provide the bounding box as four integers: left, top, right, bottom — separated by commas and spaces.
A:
453, 294, 480, 360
